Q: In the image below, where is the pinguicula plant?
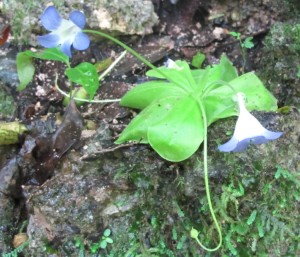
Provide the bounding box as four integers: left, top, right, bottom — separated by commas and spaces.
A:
16, 5, 283, 253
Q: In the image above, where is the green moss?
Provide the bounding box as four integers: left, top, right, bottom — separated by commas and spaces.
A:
264, 22, 300, 55
259, 21, 300, 107
0, 85, 15, 117
202, 164, 300, 257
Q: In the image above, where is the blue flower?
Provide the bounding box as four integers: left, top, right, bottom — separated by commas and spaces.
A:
218, 93, 283, 152
37, 6, 90, 57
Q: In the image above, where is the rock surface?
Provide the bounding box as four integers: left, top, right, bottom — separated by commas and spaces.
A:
0, 0, 299, 256
2, 0, 159, 45
20, 110, 299, 256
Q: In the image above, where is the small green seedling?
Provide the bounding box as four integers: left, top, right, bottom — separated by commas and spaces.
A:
229, 31, 254, 49
90, 229, 114, 253
229, 31, 254, 72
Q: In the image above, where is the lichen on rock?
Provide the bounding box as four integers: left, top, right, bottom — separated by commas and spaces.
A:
89, 0, 159, 35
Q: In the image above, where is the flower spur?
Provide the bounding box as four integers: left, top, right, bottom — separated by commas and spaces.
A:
218, 93, 283, 152
37, 6, 90, 57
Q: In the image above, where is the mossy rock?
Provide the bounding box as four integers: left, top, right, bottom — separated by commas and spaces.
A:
259, 21, 300, 107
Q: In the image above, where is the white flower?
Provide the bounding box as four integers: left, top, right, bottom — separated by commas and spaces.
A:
164, 58, 183, 70
37, 6, 90, 57
218, 93, 283, 152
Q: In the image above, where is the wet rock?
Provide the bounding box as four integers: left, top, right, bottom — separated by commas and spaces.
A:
23, 153, 138, 256
0, 196, 15, 254
21, 109, 299, 256
3, 0, 159, 45
0, 153, 21, 254
0, 46, 19, 88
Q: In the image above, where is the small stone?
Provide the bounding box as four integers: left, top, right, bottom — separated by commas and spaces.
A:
13, 233, 29, 248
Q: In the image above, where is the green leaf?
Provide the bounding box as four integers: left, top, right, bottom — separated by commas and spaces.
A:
117, 54, 278, 162
106, 238, 113, 244
103, 228, 111, 237
176, 235, 187, 250
242, 37, 254, 49
100, 240, 107, 249
147, 95, 203, 162
66, 62, 99, 99
24, 48, 69, 64
256, 221, 265, 238
120, 80, 184, 110
117, 95, 204, 162
116, 96, 176, 144
117, 95, 189, 145
172, 227, 178, 241
198, 55, 238, 92
225, 232, 238, 256
16, 52, 35, 91
146, 60, 197, 92
229, 31, 241, 39
247, 210, 257, 225
191, 52, 205, 68
203, 72, 278, 125
218, 55, 239, 82
234, 223, 249, 235
190, 69, 206, 86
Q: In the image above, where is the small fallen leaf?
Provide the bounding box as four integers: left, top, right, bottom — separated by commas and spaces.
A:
31, 100, 83, 184
0, 25, 10, 46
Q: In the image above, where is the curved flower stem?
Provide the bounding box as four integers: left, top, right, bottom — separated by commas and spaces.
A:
55, 74, 121, 103
192, 99, 223, 252
83, 29, 181, 88
98, 50, 127, 81
56, 84, 121, 103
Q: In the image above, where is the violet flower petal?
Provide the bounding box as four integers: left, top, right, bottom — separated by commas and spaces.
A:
218, 93, 283, 153
251, 131, 283, 145
218, 137, 249, 152
38, 6, 90, 56
73, 32, 90, 50
37, 33, 60, 48
60, 40, 73, 57
69, 11, 86, 29
40, 6, 62, 31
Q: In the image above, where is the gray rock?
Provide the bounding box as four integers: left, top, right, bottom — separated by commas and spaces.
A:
0, 155, 21, 254
3, 0, 159, 45
259, 21, 300, 107
21, 110, 299, 256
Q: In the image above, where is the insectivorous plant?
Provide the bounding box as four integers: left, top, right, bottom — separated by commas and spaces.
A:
16, 5, 284, 253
